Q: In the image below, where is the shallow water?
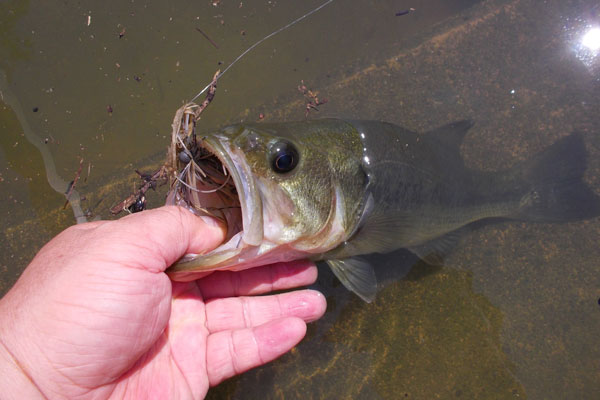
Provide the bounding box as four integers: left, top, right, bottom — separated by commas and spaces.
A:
1, 0, 599, 398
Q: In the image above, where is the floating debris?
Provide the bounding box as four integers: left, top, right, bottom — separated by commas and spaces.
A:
298, 80, 328, 117
111, 71, 220, 215
196, 27, 219, 49
63, 157, 84, 209
396, 8, 415, 17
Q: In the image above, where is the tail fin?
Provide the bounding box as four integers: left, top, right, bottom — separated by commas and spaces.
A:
512, 133, 600, 222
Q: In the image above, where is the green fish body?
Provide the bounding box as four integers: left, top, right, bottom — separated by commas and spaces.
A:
167, 119, 600, 302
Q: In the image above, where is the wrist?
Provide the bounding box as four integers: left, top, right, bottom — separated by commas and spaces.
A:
0, 335, 45, 399
0, 305, 45, 400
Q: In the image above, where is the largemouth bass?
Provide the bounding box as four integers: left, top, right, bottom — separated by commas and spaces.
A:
166, 118, 600, 301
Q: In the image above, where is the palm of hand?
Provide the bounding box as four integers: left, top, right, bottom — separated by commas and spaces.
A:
0, 207, 325, 400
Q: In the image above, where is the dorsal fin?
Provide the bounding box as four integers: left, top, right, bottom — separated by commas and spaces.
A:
425, 120, 473, 146
423, 120, 473, 171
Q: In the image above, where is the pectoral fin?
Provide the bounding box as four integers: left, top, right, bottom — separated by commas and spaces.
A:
326, 258, 378, 303
338, 194, 418, 256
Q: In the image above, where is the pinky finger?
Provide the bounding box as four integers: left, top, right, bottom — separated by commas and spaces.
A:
206, 317, 306, 386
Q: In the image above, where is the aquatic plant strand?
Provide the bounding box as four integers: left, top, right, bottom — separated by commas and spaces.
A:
0, 70, 88, 224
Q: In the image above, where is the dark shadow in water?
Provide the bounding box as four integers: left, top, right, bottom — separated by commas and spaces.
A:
207, 246, 526, 399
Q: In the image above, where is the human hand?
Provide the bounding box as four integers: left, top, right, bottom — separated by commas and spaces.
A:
0, 206, 326, 399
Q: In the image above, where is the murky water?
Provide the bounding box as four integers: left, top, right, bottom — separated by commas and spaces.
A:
1, 0, 599, 398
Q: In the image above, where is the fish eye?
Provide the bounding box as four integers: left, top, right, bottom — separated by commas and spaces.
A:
270, 140, 299, 174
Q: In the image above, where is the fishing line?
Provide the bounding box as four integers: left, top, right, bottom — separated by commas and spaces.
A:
190, 0, 335, 102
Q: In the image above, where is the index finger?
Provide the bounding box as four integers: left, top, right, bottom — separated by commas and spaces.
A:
196, 260, 318, 299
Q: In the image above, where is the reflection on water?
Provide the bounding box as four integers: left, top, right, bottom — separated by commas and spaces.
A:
563, 14, 600, 77
581, 26, 600, 50
2, 0, 600, 398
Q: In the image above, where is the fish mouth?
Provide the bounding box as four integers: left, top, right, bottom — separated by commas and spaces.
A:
166, 135, 264, 281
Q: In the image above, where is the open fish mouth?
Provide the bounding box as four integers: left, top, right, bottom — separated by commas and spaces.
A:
165, 106, 264, 280
170, 137, 242, 238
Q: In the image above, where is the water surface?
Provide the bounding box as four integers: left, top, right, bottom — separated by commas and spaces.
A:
1, 0, 599, 398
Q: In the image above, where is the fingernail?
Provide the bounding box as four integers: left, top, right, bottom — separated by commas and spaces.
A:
200, 215, 223, 228
288, 290, 327, 322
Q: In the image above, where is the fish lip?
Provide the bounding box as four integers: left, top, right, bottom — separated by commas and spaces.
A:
167, 134, 265, 280
201, 135, 264, 247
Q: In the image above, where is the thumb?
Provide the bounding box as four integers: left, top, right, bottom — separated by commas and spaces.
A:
105, 205, 226, 272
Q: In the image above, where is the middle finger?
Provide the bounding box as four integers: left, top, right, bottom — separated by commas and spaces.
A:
205, 289, 326, 333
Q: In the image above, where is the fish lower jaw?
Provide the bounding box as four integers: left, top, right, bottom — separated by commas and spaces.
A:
167, 240, 314, 281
